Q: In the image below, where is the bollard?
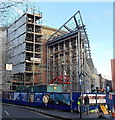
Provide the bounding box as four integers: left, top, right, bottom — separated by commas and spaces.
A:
112, 105, 115, 117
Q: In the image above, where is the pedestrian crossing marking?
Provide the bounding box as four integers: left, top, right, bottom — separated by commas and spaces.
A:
100, 105, 109, 114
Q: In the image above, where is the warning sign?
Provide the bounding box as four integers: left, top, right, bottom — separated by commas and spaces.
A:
100, 105, 109, 115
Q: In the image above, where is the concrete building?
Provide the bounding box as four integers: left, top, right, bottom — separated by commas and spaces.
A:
5, 12, 57, 87
104, 79, 112, 92
93, 74, 100, 90
96, 74, 112, 92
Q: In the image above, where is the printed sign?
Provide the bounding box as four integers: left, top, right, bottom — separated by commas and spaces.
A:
48, 93, 70, 105
28, 93, 34, 102
21, 93, 27, 102
6, 64, 12, 70
35, 93, 43, 103
100, 105, 109, 114
14, 92, 20, 101
82, 94, 106, 104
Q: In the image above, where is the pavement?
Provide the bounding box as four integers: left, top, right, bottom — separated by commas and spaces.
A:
2, 103, 115, 120
33, 108, 115, 120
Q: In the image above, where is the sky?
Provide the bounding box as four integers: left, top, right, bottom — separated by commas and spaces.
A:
33, 2, 112, 80
13, 2, 113, 80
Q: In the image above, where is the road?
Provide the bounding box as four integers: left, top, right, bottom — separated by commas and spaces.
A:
2, 104, 58, 119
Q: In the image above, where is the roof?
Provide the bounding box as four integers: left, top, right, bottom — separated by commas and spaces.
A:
47, 11, 91, 59
47, 11, 86, 43
42, 25, 58, 31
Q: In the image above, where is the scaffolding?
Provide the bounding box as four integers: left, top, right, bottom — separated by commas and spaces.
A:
4, 8, 43, 88
47, 11, 94, 92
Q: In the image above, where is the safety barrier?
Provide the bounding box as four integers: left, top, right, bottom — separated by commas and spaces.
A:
2, 91, 114, 111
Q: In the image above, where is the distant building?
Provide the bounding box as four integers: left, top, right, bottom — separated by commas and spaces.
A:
97, 74, 112, 92
91, 71, 100, 90
111, 59, 115, 91
104, 79, 112, 92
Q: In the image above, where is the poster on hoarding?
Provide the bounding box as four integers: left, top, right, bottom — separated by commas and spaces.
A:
35, 93, 43, 103
21, 93, 27, 102
14, 92, 20, 101
28, 93, 34, 102
9, 92, 14, 100
82, 94, 106, 104
48, 93, 70, 105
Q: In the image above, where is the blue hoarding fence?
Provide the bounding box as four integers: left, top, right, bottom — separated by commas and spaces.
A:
2, 91, 115, 112
113, 95, 115, 108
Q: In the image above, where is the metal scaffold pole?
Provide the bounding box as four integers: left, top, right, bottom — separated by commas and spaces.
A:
33, 9, 35, 86
78, 30, 82, 119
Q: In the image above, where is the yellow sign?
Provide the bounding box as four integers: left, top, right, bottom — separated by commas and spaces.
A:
100, 105, 109, 114
54, 87, 57, 89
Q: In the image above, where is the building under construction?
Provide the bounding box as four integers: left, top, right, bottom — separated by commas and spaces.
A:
4, 10, 57, 87
47, 11, 97, 92
0, 27, 6, 87
3, 10, 98, 92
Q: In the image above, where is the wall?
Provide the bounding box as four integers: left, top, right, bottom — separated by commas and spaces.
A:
41, 26, 58, 84
111, 59, 115, 91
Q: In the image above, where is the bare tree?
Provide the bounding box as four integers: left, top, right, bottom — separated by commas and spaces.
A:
0, 0, 27, 27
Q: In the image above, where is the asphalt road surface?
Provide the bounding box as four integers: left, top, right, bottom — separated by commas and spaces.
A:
2, 104, 58, 119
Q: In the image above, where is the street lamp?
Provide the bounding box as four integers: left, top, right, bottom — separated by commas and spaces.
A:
79, 72, 85, 119
79, 78, 82, 119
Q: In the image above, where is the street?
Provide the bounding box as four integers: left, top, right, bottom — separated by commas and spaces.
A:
1, 103, 115, 120
2, 104, 58, 119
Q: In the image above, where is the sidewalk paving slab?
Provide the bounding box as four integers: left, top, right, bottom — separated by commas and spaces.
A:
35, 107, 115, 120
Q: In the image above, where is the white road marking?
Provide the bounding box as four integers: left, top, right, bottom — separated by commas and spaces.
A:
4, 110, 9, 116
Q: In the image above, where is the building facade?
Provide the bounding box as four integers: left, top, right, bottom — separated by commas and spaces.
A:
111, 59, 115, 91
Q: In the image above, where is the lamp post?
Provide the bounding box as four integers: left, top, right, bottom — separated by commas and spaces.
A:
70, 64, 73, 112
96, 87, 98, 110
79, 78, 82, 119
79, 72, 85, 119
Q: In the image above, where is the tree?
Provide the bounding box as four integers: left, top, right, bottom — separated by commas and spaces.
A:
0, 0, 27, 27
